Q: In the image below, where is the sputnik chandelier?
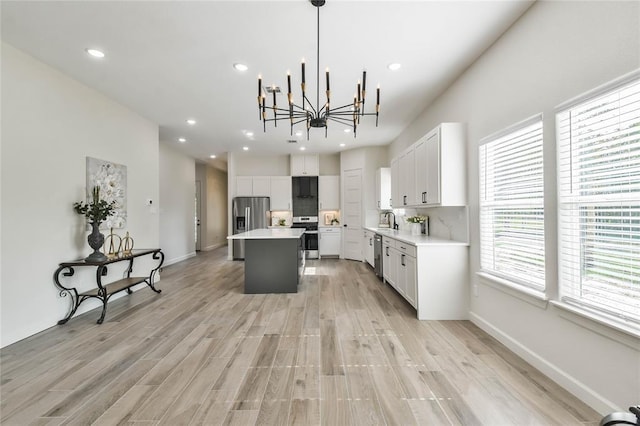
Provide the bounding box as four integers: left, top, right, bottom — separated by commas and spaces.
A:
257, 0, 380, 139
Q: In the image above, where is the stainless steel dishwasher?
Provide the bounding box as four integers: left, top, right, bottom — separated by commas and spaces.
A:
373, 233, 383, 280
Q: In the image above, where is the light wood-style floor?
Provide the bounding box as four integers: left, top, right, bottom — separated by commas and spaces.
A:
1, 247, 601, 425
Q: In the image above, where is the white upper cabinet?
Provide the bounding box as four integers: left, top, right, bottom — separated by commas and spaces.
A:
399, 146, 416, 207
236, 176, 254, 196
252, 177, 271, 197
237, 176, 270, 197
236, 176, 292, 211
390, 157, 400, 209
291, 154, 319, 176
319, 175, 340, 210
414, 123, 466, 206
391, 122, 467, 208
375, 167, 391, 210
270, 176, 292, 210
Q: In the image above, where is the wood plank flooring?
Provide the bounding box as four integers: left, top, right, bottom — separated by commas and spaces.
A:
1, 247, 601, 425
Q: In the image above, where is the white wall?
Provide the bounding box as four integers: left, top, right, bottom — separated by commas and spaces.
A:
390, 1, 640, 413
159, 142, 196, 266
1, 43, 160, 347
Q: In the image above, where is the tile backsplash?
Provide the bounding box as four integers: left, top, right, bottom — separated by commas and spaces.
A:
396, 206, 468, 243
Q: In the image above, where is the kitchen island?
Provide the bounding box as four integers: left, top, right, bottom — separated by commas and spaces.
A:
227, 228, 305, 293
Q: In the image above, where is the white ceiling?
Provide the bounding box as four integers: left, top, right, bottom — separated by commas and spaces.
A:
1, 0, 533, 165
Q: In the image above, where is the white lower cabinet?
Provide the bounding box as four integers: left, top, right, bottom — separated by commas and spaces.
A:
381, 234, 468, 319
363, 230, 375, 267
319, 228, 341, 258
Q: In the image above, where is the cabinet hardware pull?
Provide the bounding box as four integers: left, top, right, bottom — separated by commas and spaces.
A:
401, 254, 405, 266
422, 192, 427, 203
386, 247, 389, 256
377, 200, 380, 208
389, 198, 392, 206
403, 195, 407, 205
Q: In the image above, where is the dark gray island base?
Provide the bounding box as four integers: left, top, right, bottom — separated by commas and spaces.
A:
227, 228, 305, 294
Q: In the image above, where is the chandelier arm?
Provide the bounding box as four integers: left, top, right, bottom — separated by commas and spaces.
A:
326, 116, 356, 125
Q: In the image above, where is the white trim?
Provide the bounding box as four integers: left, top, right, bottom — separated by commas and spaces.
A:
555, 68, 640, 112
550, 301, 640, 349
163, 251, 197, 267
202, 242, 227, 252
477, 271, 549, 309
470, 312, 619, 415
478, 112, 543, 146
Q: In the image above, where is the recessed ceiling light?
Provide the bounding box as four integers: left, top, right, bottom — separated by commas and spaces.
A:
85, 48, 105, 58
344, 128, 351, 133
245, 131, 254, 137
210, 154, 216, 159
243, 146, 249, 151
387, 63, 401, 71
300, 147, 306, 151
178, 137, 186, 143
295, 130, 303, 137
186, 119, 196, 125
233, 63, 248, 72
339, 143, 346, 147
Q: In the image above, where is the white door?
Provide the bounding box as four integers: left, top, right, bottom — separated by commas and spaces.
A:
195, 180, 202, 251
342, 168, 363, 261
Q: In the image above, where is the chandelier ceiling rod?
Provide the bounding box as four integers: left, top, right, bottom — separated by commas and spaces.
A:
257, 0, 380, 139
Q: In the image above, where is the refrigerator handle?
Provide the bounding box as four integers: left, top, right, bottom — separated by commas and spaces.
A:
245, 207, 250, 231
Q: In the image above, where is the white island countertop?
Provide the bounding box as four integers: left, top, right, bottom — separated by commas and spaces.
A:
365, 227, 469, 246
227, 228, 305, 240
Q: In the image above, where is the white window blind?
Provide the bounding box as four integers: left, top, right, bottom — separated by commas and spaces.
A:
557, 74, 640, 325
479, 116, 545, 290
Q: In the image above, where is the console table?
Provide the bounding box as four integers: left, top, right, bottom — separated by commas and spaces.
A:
53, 249, 164, 324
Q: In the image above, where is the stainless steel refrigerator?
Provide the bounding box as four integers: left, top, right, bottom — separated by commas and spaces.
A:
232, 196, 270, 260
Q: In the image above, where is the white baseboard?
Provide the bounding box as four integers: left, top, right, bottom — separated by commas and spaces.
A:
469, 312, 618, 415
163, 251, 196, 267
202, 242, 227, 252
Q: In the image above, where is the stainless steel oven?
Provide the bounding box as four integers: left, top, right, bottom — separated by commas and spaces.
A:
292, 216, 319, 259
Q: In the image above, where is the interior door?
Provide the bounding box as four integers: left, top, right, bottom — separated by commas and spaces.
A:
195, 180, 202, 251
342, 168, 363, 261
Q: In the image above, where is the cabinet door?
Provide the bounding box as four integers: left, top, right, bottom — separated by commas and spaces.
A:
304, 155, 319, 176
414, 138, 428, 205
376, 168, 391, 210
270, 176, 292, 210
399, 148, 416, 206
319, 175, 340, 210
291, 155, 304, 176
291, 154, 319, 176
252, 177, 271, 197
236, 177, 253, 196
390, 158, 399, 208
401, 254, 417, 307
425, 130, 441, 205
319, 229, 341, 256
382, 240, 394, 284
388, 247, 401, 291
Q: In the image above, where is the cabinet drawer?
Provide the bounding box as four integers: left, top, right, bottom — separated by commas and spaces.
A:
320, 228, 340, 234
382, 236, 395, 249
395, 242, 417, 257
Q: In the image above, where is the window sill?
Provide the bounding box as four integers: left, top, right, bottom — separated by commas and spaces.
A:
550, 301, 640, 350
476, 272, 549, 309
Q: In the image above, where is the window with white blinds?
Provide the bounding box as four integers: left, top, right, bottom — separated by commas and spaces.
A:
479, 116, 545, 290
557, 73, 640, 326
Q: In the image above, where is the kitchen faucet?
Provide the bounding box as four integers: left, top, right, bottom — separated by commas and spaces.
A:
385, 211, 399, 230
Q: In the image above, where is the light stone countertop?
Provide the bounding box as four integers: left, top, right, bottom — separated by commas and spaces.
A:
364, 227, 469, 246
227, 228, 305, 240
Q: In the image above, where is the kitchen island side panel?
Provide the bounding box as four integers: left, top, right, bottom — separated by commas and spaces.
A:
244, 237, 302, 293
